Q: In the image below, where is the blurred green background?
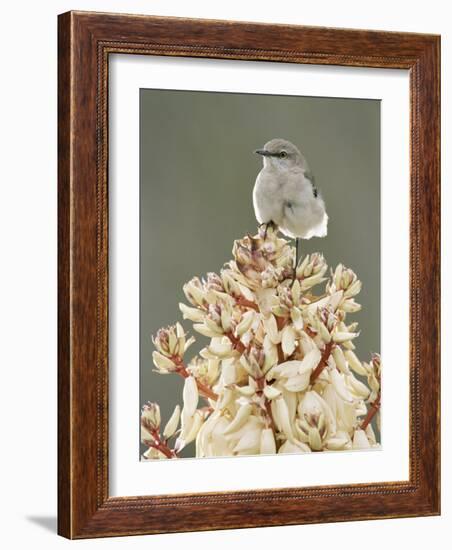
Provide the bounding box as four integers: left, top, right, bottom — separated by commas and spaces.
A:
140, 89, 380, 458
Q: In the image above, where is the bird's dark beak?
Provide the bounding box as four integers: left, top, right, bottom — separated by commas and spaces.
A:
254, 149, 272, 157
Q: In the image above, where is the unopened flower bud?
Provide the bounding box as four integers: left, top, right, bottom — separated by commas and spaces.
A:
163, 405, 181, 439
182, 376, 199, 417
141, 402, 161, 431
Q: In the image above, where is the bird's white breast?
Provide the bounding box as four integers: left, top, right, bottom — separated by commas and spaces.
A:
253, 167, 328, 239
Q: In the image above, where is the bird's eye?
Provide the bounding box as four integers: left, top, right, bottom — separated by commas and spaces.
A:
279, 151, 287, 159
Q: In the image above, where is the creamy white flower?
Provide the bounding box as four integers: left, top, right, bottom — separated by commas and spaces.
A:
142, 447, 167, 460
344, 350, 367, 376
365, 423, 377, 445
152, 351, 177, 373
254, 288, 277, 316
235, 311, 254, 338
205, 316, 225, 335
344, 280, 362, 298
298, 391, 336, 438
196, 412, 235, 457
306, 291, 344, 315
332, 331, 359, 343
284, 375, 310, 393
307, 425, 323, 450
184, 410, 204, 444
183, 278, 206, 307
290, 278, 301, 304
263, 385, 281, 400
282, 387, 297, 424
353, 429, 371, 449
193, 323, 222, 339
179, 302, 206, 323
220, 270, 241, 296
331, 346, 349, 374
140, 425, 153, 442
298, 331, 317, 355
182, 376, 199, 417
163, 405, 181, 439
232, 433, 260, 455
290, 307, 304, 331
233, 423, 262, 455
262, 335, 279, 373
323, 384, 357, 434
267, 348, 320, 383
267, 360, 300, 379
330, 369, 354, 403
200, 343, 233, 362
341, 299, 362, 313
215, 387, 235, 410
141, 402, 161, 430
279, 440, 311, 454
263, 314, 280, 344
346, 373, 370, 400
259, 428, 276, 454
317, 320, 332, 344
223, 403, 253, 435
272, 396, 295, 442
355, 400, 368, 417
325, 434, 350, 451
146, 230, 381, 459
176, 409, 204, 451
301, 273, 327, 291
236, 384, 257, 397
281, 324, 297, 356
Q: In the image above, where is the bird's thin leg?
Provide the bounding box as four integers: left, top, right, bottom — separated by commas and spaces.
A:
293, 238, 300, 282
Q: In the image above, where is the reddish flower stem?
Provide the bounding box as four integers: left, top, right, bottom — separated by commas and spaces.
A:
275, 317, 287, 363
142, 428, 177, 459
225, 331, 246, 354
255, 376, 276, 431
235, 296, 259, 311
310, 341, 334, 384
361, 394, 381, 430
172, 357, 218, 401
264, 399, 276, 431
147, 441, 176, 459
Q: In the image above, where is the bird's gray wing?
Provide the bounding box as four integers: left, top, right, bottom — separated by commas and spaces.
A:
304, 170, 319, 199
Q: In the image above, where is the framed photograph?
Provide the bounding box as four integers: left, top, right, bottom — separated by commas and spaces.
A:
58, 11, 440, 538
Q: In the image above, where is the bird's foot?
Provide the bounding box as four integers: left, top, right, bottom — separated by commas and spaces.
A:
259, 221, 276, 240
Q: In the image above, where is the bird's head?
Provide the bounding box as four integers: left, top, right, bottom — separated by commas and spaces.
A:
254, 138, 306, 170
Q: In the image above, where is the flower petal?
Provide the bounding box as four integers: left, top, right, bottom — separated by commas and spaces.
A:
223, 403, 253, 435
344, 350, 368, 376
152, 351, 176, 373
260, 428, 276, 454
182, 376, 199, 417
163, 404, 181, 439
353, 429, 371, 449
330, 369, 354, 403
281, 325, 296, 356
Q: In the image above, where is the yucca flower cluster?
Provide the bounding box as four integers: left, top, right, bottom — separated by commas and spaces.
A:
141, 227, 381, 459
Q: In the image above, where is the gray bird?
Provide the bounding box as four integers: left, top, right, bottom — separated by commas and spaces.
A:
253, 138, 328, 270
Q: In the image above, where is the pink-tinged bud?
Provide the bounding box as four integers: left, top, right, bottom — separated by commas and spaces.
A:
141, 402, 161, 431
152, 324, 186, 358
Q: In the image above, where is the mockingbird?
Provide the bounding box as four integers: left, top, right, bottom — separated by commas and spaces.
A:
253, 138, 328, 271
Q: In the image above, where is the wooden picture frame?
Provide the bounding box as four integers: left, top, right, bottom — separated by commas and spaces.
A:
58, 11, 440, 538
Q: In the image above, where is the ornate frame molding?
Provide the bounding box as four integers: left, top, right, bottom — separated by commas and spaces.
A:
58, 11, 440, 538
